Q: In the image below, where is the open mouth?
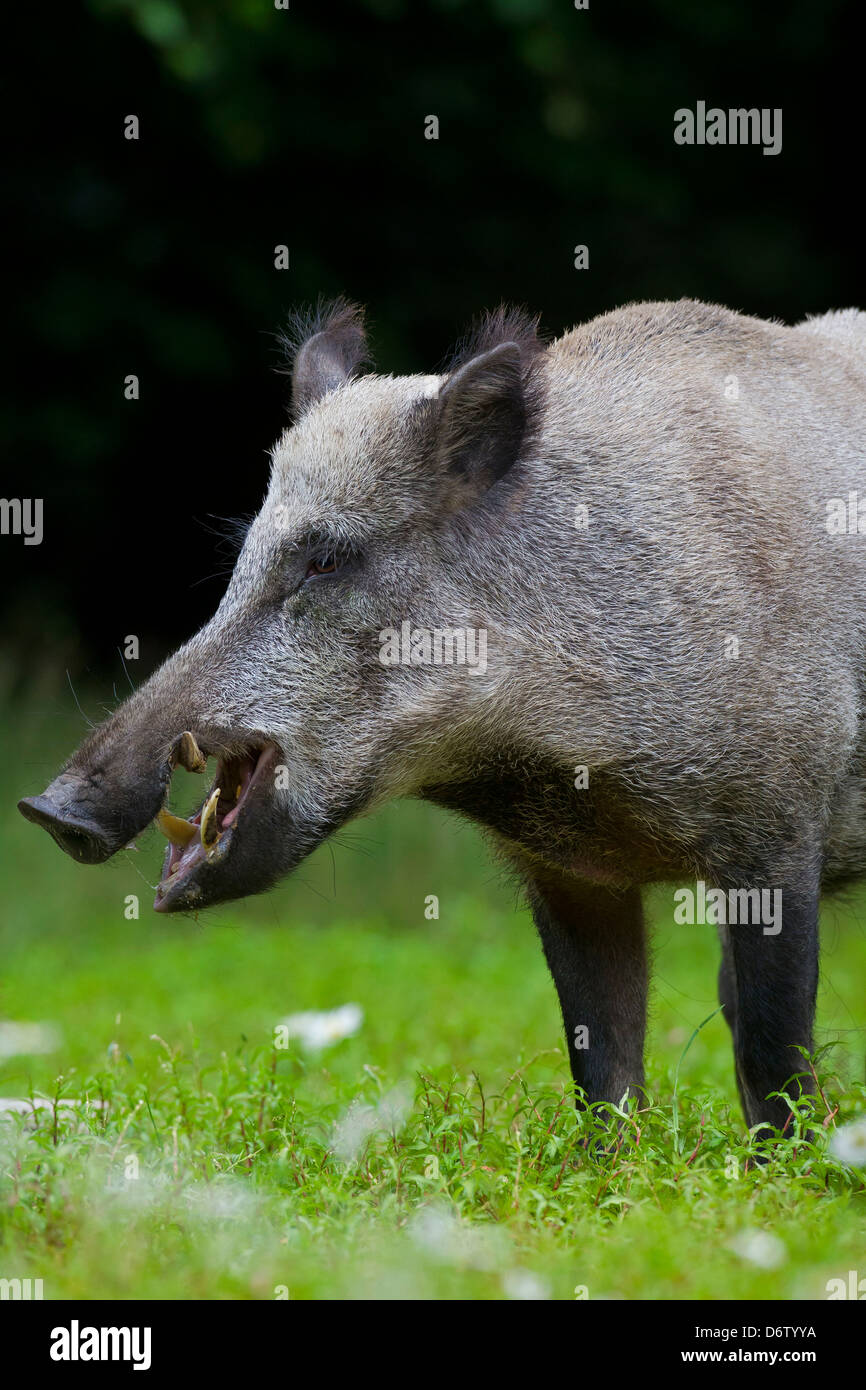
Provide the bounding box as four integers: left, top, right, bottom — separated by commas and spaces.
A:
153, 734, 280, 912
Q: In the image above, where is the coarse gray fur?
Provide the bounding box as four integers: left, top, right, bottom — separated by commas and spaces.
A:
20, 297, 866, 1133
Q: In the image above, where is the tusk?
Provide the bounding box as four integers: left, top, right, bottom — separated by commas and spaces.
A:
173, 731, 208, 773
200, 787, 221, 850
156, 809, 197, 847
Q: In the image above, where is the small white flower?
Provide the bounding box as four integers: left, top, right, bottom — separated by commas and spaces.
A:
184, 1181, 258, 1222
502, 1269, 551, 1301
332, 1083, 412, 1163
0, 1099, 104, 1136
408, 1205, 507, 1271
278, 1003, 362, 1052
0, 1022, 61, 1059
830, 1119, 866, 1167
728, 1229, 787, 1270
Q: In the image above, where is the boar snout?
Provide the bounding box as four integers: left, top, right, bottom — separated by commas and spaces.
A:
18, 733, 175, 866
18, 778, 119, 863
17, 760, 166, 864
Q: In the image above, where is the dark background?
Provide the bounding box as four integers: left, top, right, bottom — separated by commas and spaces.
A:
2, 0, 860, 689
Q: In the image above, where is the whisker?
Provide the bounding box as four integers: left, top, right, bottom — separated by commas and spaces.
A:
66, 670, 95, 729
118, 646, 137, 693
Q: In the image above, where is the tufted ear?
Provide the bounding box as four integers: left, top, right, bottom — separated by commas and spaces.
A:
284, 300, 369, 418
436, 341, 528, 493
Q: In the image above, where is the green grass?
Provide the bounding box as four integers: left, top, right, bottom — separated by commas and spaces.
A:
1, 689, 865, 1300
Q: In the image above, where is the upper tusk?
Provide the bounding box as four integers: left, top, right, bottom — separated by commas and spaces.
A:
173, 731, 208, 773
156, 809, 197, 847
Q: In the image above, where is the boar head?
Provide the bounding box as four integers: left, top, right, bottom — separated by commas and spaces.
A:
19, 301, 546, 912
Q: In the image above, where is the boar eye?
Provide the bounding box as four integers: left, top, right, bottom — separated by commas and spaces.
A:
303, 543, 355, 581
306, 555, 339, 577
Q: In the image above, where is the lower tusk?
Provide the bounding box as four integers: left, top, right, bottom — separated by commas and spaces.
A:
157, 809, 197, 847
200, 787, 221, 850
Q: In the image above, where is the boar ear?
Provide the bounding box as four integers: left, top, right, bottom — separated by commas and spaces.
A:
283, 300, 369, 418
436, 342, 528, 492
436, 306, 544, 495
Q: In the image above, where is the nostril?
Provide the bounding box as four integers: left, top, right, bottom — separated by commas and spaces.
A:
17, 795, 114, 865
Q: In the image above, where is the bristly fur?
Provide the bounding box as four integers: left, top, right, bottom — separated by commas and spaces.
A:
199, 513, 255, 561
444, 304, 547, 376
23, 297, 866, 1133
276, 297, 369, 378
441, 305, 549, 466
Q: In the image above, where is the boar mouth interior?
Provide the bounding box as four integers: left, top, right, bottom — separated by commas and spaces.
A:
156, 742, 278, 901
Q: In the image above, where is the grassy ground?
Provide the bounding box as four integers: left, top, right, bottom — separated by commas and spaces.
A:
1, 689, 865, 1300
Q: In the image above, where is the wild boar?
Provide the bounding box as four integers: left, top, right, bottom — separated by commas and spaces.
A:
19, 298, 866, 1132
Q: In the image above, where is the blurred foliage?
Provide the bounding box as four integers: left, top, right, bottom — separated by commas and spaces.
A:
2, 0, 862, 669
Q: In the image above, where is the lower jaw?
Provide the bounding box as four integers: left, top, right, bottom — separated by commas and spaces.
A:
152, 828, 319, 914
154, 826, 236, 911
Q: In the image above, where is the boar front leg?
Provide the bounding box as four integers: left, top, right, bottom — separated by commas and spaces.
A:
524, 864, 648, 1110
716, 869, 819, 1134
